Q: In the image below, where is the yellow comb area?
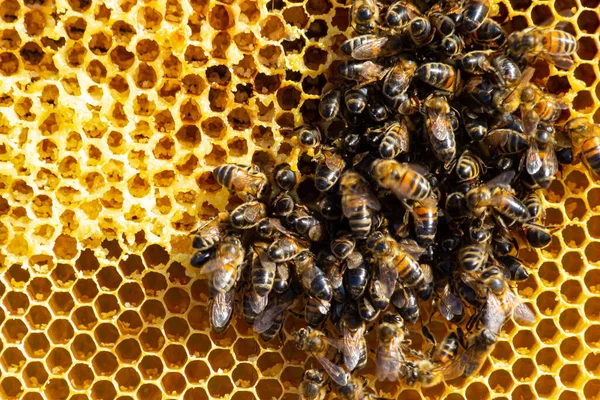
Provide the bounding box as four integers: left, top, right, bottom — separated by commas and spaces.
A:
0, 0, 598, 399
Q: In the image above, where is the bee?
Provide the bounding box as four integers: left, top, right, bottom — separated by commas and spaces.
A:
492, 55, 521, 85
190, 248, 216, 269
385, 0, 421, 29
423, 95, 457, 163
471, 18, 506, 47
445, 191, 469, 225
456, 150, 485, 182
429, 9, 456, 36
256, 217, 290, 239
318, 194, 343, 220
230, 200, 267, 229
492, 67, 535, 114
268, 235, 308, 262
272, 192, 295, 217
480, 279, 536, 331
210, 287, 235, 333
386, 91, 421, 115
335, 377, 378, 400
416, 62, 460, 93
295, 251, 333, 302
376, 312, 408, 381
457, 50, 495, 76
345, 86, 369, 114
443, 326, 497, 380
391, 285, 419, 324
498, 255, 529, 281
484, 128, 528, 154
191, 216, 225, 251
367, 232, 434, 300
213, 163, 271, 201
254, 289, 296, 341
369, 264, 395, 310
274, 164, 297, 191
331, 233, 356, 260
383, 58, 418, 101
251, 242, 276, 297
556, 147, 574, 165
306, 296, 330, 327
338, 60, 386, 85
462, 0, 490, 32
439, 33, 465, 56
409, 16, 434, 46
508, 27, 578, 69
407, 199, 438, 246
368, 99, 391, 122
371, 159, 433, 204
342, 34, 403, 60
458, 239, 490, 273
358, 296, 380, 322
526, 141, 558, 189
345, 260, 370, 300
296, 125, 322, 148
379, 119, 410, 159
273, 262, 291, 294
329, 306, 368, 371
197, 233, 245, 295
466, 171, 531, 224
522, 192, 552, 248
288, 206, 326, 242
350, 0, 379, 34
406, 330, 460, 387
340, 171, 382, 239
295, 327, 351, 386
299, 369, 327, 400
459, 110, 486, 143
433, 279, 464, 322
321, 251, 346, 302
463, 75, 495, 111
565, 118, 600, 176
243, 288, 260, 325
315, 147, 346, 192
319, 89, 342, 120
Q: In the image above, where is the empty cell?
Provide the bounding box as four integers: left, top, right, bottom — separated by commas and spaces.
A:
71, 334, 97, 361
233, 337, 259, 361
585, 352, 600, 375
538, 262, 561, 286
46, 347, 72, 373
585, 269, 600, 293
544, 179, 565, 203
562, 224, 586, 248
303, 46, 328, 70
534, 375, 558, 398
25, 305, 52, 330
489, 370, 514, 393
228, 138, 248, 157
585, 324, 600, 347
91, 380, 117, 400
115, 338, 142, 364
1, 376, 22, 398
560, 336, 583, 361
562, 251, 585, 276
208, 348, 236, 373
3, 291, 29, 315
466, 382, 490, 399
537, 291, 560, 316
255, 73, 282, 94
207, 375, 234, 398
512, 330, 538, 355
260, 15, 285, 41
491, 341, 515, 363
560, 308, 584, 332
163, 344, 187, 368
561, 280, 584, 304
139, 327, 165, 352
257, 352, 284, 376
95, 322, 120, 347
1, 347, 25, 372
44, 378, 69, 400
136, 383, 162, 400
183, 387, 209, 400
161, 372, 186, 395
163, 287, 190, 314
585, 380, 600, 400
117, 282, 145, 307
228, 107, 252, 130
3, 319, 27, 343
513, 358, 537, 382
256, 378, 283, 400
95, 294, 121, 318
586, 297, 600, 321
187, 304, 210, 331
536, 319, 560, 343
185, 360, 211, 383
48, 292, 75, 315
115, 367, 141, 391
138, 355, 164, 380
560, 364, 583, 388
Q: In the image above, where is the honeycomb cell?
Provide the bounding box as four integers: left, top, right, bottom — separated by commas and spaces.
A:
513, 330, 539, 355
489, 370, 514, 394
257, 352, 285, 376
1, 346, 26, 372
187, 333, 212, 358
71, 334, 97, 361
46, 347, 72, 374
3, 318, 28, 342
185, 359, 211, 384
560, 308, 584, 333
1, 376, 23, 398
44, 378, 69, 400
115, 367, 141, 392
562, 251, 585, 276
25, 305, 52, 329
115, 338, 142, 364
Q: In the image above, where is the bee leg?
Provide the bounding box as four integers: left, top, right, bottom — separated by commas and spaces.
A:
456, 327, 468, 349
422, 325, 437, 357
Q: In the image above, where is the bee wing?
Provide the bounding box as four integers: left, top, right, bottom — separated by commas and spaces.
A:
315, 354, 350, 386
277, 263, 290, 280
314, 297, 331, 314
442, 345, 482, 381
211, 288, 235, 328
485, 171, 515, 189
253, 300, 291, 333
421, 262, 433, 284
502, 67, 535, 104
376, 346, 403, 381
324, 152, 346, 171
484, 293, 508, 335
397, 239, 427, 258
243, 203, 263, 220
521, 108, 540, 138
250, 289, 268, 314
439, 290, 464, 321
544, 53, 574, 70
526, 140, 543, 175
502, 289, 536, 325
401, 162, 429, 177
428, 108, 450, 140
342, 325, 365, 371
196, 256, 225, 275
255, 245, 277, 273
379, 265, 399, 298
352, 36, 389, 60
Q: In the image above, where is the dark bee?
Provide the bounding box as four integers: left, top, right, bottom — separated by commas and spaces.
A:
297, 125, 322, 148
416, 62, 460, 93
254, 290, 295, 341
269, 236, 307, 262
385, 0, 421, 29
319, 89, 342, 120
213, 163, 271, 201
485, 129, 528, 154
318, 195, 342, 220
350, 0, 379, 34
565, 118, 600, 176
423, 95, 457, 163
190, 248, 216, 269
274, 164, 297, 191
345, 86, 369, 114
472, 19, 506, 47
210, 287, 235, 333
345, 260, 370, 300
462, 0, 491, 32
230, 200, 267, 229
358, 296, 380, 322
295, 327, 351, 386
391, 285, 419, 324
439, 33, 465, 56
461, 108, 488, 142
295, 251, 333, 302
409, 17, 434, 46
306, 296, 330, 327
272, 192, 295, 217
340, 171, 381, 239
498, 255, 529, 281
456, 150, 484, 182
430, 10, 456, 36
383, 58, 417, 100
288, 206, 326, 242
315, 147, 346, 192
299, 369, 326, 400
251, 242, 276, 297
457, 50, 495, 75
368, 99, 390, 122
192, 217, 224, 251
338, 60, 386, 85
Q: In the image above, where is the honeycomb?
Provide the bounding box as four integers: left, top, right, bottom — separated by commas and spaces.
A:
0, 0, 598, 398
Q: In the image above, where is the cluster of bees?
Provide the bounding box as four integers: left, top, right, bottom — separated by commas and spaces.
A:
190, 0, 600, 398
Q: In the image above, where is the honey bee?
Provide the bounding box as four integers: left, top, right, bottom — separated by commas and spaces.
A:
423, 95, 457, 163
299, 369, 327, 400
190, 248, 216, 269
191, 216, 225, 251
383, 58, 417, 101
338, 60, 387, 86
268, 235, 308, 262
317, 194, 343, 220
367, 232, 433, 300
273, 262, 290, 294
295, 327, 351, 386
198, 233, 245, 295
406, 330, 461, 387
243, 287, 260, 325
492, 66, 535, 114
457, 50, 495, 76
498, 255, 529, 281
330, 232, 363, 267
460, 108, 488, 142
458, 239, 490, 273
315, 147, 346, 192
385, 0, 421, 29
462, 0, 490, 32
213, 163, 271, 201
340, 171, 381, 239
368, 99, 391, 122
456, 150, 485, 182
371, 159, 433, 204
342, 34, 403, 60
465, 171, 530, 224
491, 55, 521, 85
439, 33, 465, 57
319, 89, 342, 120
296, 125, 322, 148
345, 86, 369, 115
445, 191, 469, 225
350, 0, 379, 34
328, 306, 368, 371
522, 192, 552, 248
471, 18, 506, 47
416, 62, 460, 93
508, 27, 578, 69
251, 242, 276, 298
484, 128, 528, 154
230, 200, 267, 229
376, 312, 409, 381
274, 164, 297, 191
306, 296, 331, 327
335, 377, 378, 400
210, 287, 235, 333
407, 199, 438, 246
272, 192, 295, 217
254, 289, 296, 341
429, 9, 456, 36
409, 16, 434, 46
480, 277, 536, 331
358, 295, 380, 322
379, 119, 411, 159
345, 260, 370, 300
443, 326, 497, 379
391, 285, 419, 324
295, 251, 333, 302
288, 205, 326, 242
565, 118, 600, 177
433, 279, 464, 322
526, 141, 558, 189
369, 264, 395, 310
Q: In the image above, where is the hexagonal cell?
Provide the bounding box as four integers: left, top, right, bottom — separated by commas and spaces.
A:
512, 358, 537, 381
92, 351, 119, 376
24, 332, 50, 358
71, 333, 97, 361
46, 347, 72, 374
117, 281, 145, 307
559, 308, 584, 333
117, 310, 143, 335
48, 319, 74, 344
536, 319, 561, 343
71, 305, 98, 330
164, 316, 190, 341
491, 341, 515, 363
536, 347, 560, 373
207, 348, 235, 373
232, 363, 259, 388
185, 360, 211, 384
1, 376, 23, 398
257, 352, 285, 377
49, 291, 75, 315
585, 352, 600, 375
26, 277, 52, 301
584, 379, 600, 400
44, 378, 70, 400
511, 384, 535, 400
585, 296, 600, 322
5, 264, 30, 287
94, 293, 121, 318
161, 372, 187, 396
115, 338, 142, 364
96, 266, 123, 291
115, 367, 141, 392
140, 299, 167, 324
534, 374, 558, 398
585, 269, 600, 294
25, 305, 52, 330
209, 324, 238, 347
22, 394, 43, 400
139, 327, 165, 352
3, 291, 30, 315
255, 378, 283, 400
560, 336, 583, 361
559, 363, 584, 388
138, 355, 164, 380
163, 344, 188, 369
512, 330, 539, 355
72, 278, 100, 303
465, 382, 490, 399
23, 361, 48, 388
183, 387, 209, 400
186, 333, 212, 358
1, 347, 26, 372
488, 369, 514, 394
538, 262, 562, 286
91, 380, 117, 400
95, 322, 120, 347
562, 251, 585, 276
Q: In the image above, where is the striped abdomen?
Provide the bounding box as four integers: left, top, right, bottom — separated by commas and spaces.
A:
583, 136, 600, 175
